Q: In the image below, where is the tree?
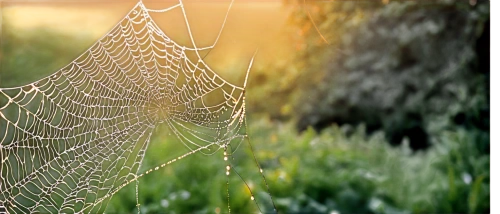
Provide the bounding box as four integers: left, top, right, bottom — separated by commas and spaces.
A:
284, 1, 485, 149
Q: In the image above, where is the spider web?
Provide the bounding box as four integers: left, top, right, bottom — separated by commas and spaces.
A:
0, 1, 266, 213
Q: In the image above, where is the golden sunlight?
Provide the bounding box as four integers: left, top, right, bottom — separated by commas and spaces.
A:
1, 0, 292, 84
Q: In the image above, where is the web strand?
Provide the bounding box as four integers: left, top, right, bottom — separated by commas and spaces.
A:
0, 1, 270, 213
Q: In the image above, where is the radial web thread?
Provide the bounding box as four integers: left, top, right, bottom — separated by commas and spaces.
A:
0, 2, 252, 213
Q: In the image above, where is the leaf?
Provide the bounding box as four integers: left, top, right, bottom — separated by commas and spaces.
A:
468, 174, 486, 213
447, 165, 456, 202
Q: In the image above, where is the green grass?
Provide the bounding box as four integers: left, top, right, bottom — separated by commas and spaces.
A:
106, 116, 489, 213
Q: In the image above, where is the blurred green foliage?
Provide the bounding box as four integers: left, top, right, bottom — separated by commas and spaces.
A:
108, 117, 489, 213
0, 23, 94, 87
266, 0, 490, 151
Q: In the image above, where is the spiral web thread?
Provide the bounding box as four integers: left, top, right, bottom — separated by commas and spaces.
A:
0, 1, 261, 213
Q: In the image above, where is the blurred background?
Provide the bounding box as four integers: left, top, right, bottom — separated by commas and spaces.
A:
0, 0, 489, 213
